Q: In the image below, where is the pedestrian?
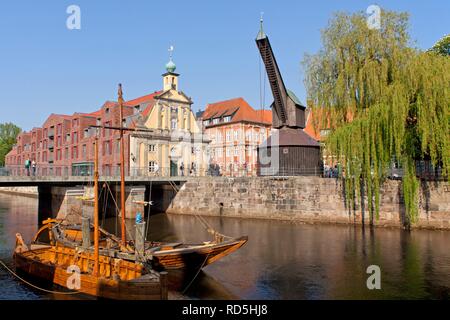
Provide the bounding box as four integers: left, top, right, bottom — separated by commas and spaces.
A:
32, 159, 37, 176
154, 163, 159, 176
191, 162, 196, 176
180, 162, 184, 176
25, 158, 31, 176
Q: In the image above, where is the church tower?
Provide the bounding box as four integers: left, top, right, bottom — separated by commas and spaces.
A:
162, 46, 179, 91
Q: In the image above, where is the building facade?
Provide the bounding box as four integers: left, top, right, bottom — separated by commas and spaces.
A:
199, 98, 272, 176
128, 58, 209, 177
5, 55, 208, 177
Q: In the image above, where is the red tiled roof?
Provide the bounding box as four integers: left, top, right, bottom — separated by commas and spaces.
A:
125, 91, 162, 119
304, 109, 323, 141
304, 108, 354, 142
124, 91, 162, 107
203, 97, 272, 126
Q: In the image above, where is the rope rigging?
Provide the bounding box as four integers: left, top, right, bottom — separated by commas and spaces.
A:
0, 259, 80, 296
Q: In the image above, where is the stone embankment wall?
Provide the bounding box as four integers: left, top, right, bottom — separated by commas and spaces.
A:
167, 177, 450, 230
0, 187, 38, 198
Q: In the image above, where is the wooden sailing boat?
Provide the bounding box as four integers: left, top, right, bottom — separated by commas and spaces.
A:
13, 135, 167, 299
49, 83, 248, 273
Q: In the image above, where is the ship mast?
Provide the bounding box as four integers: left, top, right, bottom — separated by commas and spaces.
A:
93, 137, 99, 276
118, 84, 127, 245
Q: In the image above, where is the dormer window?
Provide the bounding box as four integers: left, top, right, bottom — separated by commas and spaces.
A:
224, 116, 231, 123
105, 108, 110, 114
213, 118, 220, 125
203, 120, 210, 126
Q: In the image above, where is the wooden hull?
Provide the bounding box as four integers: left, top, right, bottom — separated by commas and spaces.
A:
14, 247, 167, 300
151, 236, 248, 271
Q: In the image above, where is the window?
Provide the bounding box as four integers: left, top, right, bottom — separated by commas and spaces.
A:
171, 118, 177, 130
234, 130, 239, 141
73, 146, 78, 159
217, 148, 222, 157
65, 148, 69, 160
82, 145, 87, 158
105, 108, 110, 114
234, 147, 239, 156
226, 131, 231, 142
224, 116, 231, 123
134, 105, 141, 114
104, 141, 111, 155
203, 120, 210, 126
73, 132, 78, 144
66, 134, 71, 143
226, 148, 230, 157
216, 132, 222, 142
149, 144, 156, 152
148, 161, 157, 173
213, 118, 220, 125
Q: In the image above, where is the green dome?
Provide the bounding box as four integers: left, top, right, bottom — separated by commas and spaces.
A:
165, 59, 176, 73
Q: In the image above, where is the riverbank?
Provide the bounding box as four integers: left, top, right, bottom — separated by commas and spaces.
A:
167, 177, 450, 231
2, 178, 449, 230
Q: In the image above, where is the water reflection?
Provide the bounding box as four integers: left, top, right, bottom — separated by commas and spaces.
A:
1, 194, 449, 300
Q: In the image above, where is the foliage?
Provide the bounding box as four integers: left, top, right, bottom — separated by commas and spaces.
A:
0, 123, 22, 166
303, 10, 450, 225
429, 34, 450, 56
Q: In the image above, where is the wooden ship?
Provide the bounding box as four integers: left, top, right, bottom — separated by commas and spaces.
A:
255, 17, 321, 176
13, 133, 168, 300
23, 83, 247, 281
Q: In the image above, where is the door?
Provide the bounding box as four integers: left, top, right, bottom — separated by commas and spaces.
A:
170, 160, 178, 177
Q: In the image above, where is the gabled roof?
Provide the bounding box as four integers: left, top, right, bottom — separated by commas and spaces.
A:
203, 97, 272, 126
124, 91, 162, 107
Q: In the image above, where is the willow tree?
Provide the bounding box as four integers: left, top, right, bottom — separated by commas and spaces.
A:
303, 10, 450, 227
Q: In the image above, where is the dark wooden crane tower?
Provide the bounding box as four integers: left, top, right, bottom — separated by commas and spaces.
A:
256, 18, 321, 176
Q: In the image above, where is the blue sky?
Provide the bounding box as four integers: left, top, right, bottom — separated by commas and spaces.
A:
0, 0, 448, 131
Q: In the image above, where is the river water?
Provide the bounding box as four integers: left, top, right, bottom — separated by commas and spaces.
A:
1, 193, 449, 300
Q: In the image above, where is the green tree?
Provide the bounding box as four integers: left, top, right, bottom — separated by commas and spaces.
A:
429, 34, 450, 56
303, 10, 450, 226
0, 123, 22, 166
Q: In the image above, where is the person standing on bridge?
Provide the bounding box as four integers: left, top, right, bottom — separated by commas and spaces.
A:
31, 159, 37, 176
180, 162, 185, 176
154, 162, 159, 177
24, 158, 31, 176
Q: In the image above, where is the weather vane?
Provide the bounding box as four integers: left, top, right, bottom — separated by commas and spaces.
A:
260, 11, 264, 22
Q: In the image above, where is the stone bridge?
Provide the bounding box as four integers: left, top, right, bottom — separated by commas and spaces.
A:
0, 175, 187, 224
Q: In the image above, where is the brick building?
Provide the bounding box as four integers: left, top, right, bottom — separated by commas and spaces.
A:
5, 54, 208, 177
199, 97, 272, 176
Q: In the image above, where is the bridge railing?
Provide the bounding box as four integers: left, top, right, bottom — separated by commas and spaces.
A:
0, 165, 209, 178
